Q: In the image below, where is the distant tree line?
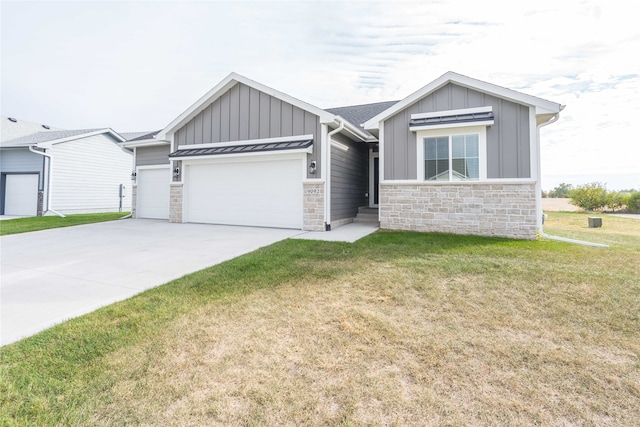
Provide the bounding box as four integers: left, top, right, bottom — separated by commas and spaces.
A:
543, 182, 640, 212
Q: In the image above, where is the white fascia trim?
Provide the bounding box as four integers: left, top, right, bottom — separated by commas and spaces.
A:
409, 120, 494, 132
332, 116, 371, 142
364, 71, 562, 130
411, 106, 492, 120
122, 139, 170, 148
38, 128, 125, 148
173, 147, 312, 162
177, 134, 313, 150
331, 140, 349, 151
157, 72, 335, 139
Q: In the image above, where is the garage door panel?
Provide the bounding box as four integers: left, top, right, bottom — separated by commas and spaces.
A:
5, 174, 39, 216
137, 168, 169, 219
185, 158, 302, 229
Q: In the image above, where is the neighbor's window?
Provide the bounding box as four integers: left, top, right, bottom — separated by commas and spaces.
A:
424, 134, 479, 181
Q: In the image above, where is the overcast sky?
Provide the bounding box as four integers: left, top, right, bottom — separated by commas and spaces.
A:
1, 0, 638, 190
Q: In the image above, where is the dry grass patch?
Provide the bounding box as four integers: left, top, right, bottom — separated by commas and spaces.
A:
2, 225, 639, 426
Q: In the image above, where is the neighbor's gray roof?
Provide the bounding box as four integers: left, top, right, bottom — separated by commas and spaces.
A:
1, 116, 61, 143
120, 130, 161, 142
0, 129, 104, 147
326, 101, 399, 130
170, 138, 313, 158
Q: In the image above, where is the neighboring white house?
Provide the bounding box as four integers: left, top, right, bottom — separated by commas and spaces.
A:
0, 117, 133, 216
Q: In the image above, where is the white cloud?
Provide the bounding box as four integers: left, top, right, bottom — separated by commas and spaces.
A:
1, 0, 638, 189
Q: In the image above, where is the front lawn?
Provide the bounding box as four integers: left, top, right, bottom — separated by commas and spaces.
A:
1, 214, 639, 426
0, 212, 130, 236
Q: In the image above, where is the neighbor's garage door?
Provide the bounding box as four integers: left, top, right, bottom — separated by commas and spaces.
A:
184, 156, 303, 229
136, 167, 169, 219
5, 174, 39, 216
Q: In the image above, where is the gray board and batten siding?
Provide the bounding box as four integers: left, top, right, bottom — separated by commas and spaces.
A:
173, 82, 323, 179
330, 133, 369, 221
136, 145, 170, 166
383, 82, 531, 180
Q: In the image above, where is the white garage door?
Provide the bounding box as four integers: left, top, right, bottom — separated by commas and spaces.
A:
5, 174, 39, 216
136, 168, 169, 219
184, 157, 303, 229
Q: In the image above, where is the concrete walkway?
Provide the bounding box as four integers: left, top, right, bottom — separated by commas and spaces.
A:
292, 222, 379, 243
0, 220, 299, 346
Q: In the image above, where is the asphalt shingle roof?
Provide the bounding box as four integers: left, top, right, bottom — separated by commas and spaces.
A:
120, 130, 161, 142
326, 101, 399, 130
0, 129, 103, 147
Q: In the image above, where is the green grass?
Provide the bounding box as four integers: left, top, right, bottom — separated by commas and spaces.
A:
1, 215, 639, 426
0, 212, 130, 236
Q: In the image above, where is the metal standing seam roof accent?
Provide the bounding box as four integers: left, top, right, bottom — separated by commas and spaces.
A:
169, 138, 313, 158
409, 110, 494, 127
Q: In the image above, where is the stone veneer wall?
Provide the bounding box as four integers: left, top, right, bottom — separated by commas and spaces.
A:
380, 182, 537, 240
169, 183, 183, 223
131, 186, 137, 218
303, 181, 325, 231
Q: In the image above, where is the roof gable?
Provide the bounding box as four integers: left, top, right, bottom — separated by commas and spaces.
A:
364, 71, 563, 130
157, 72, 336, 140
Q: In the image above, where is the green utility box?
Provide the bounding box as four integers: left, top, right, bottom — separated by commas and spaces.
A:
588, 217, 602, 228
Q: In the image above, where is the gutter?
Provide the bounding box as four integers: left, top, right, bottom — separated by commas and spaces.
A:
325, 119, 345, 230
535, 112, 607, 248
28, 146, 65, 218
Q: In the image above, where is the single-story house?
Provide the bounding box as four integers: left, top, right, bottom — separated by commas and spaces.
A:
123, 71, 563, 239
0, 117, 133, 216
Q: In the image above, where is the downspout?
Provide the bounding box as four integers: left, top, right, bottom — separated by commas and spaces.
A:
535, 113, 607, 248
28, 146, 65, 218
325, 118, 345, 231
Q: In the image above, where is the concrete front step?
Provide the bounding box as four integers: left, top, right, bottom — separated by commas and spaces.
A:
358, 206, 379, 214
354, 206, 380, 225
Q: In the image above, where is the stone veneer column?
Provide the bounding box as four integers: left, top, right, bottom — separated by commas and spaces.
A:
303, 181, 325, 231
169, 183, 183, 223
379, 182, 537, 240
131, 185, 137, 218
37, 191, 44, 216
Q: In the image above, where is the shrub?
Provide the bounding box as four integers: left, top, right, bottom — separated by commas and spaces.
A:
569, 182, 608, 211
605, 191, 628, 212
548, 183, 573, 198
627, 191, 640, 213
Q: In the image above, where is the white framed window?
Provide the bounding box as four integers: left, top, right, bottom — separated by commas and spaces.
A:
416, 125, 487, 181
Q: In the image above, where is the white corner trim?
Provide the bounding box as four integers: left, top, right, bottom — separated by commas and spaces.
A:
177, 134, 313, 150
410, 106, 492, 120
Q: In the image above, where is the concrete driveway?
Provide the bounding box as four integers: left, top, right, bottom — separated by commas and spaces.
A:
0, 219, 300, 346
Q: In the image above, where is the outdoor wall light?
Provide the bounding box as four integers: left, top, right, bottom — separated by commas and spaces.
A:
309, 160, 317, 174
131, 170, 137, 181
173, 167, 180, 177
